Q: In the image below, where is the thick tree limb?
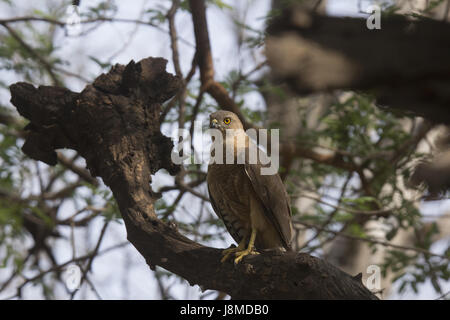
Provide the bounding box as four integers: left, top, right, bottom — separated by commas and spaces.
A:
266, 7, 450, 124
9, 57, 377, 299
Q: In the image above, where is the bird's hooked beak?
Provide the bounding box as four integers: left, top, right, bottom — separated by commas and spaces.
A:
210, 118, 219, 129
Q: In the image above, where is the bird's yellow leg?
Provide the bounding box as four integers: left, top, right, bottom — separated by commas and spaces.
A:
221, 237, 247, 263
234, 228, 259, 264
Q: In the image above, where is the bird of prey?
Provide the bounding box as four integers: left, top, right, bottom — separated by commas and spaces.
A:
207, 110, 293, 264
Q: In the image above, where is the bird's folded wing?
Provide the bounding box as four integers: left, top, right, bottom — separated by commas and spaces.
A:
244, 163, 293, 250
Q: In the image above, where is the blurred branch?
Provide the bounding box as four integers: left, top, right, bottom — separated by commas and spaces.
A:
188, 0, 256, 131
0, 22, 60, 85
57, 206, 105, 226
160, 52, 197, 124
266, 7, 450, 125
298, 172, 353, 251
294, 220, 449, 260
56, 152, 99, 187
281, 141, 358, 172
70, 221, 109, 299
4, 240, 128, 299
436, 290, 450, 300
167, 0, 182, 77
41, 181, 82, 200
0, 16, 195, 47
0, 16, 64, 26
293, 193, 391, 218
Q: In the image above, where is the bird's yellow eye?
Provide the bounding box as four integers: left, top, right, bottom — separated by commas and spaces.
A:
224, 118, 231, 125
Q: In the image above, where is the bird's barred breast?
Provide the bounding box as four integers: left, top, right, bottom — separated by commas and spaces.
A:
207, 164, 252, 244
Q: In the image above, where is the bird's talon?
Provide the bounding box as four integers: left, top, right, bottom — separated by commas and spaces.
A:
233, 249, 259, 264
221, 249, 238, 263
222, 246, 237, 256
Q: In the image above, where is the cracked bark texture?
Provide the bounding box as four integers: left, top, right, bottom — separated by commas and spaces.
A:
9, 56, 377, 300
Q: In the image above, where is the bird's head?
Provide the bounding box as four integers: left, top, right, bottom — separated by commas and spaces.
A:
209, 111, 244, 133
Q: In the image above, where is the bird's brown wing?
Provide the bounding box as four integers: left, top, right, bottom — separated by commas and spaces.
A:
244, 163, 293, 250
207, 183, 226, 226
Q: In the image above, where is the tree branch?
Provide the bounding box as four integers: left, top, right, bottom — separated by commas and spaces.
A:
266, 7, 450, 125
9, 56, 377, 299
188, 0, 255, 131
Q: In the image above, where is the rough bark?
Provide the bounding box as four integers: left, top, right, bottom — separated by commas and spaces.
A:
9, 57, 378, 300
266, 7, 450, 125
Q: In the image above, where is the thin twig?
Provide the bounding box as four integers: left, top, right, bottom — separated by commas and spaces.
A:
70, 221, 109, 299
436, 289, 450, 300
0, 22, 60, 85
294, 220, 449, 260
294, 193, 392, 217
